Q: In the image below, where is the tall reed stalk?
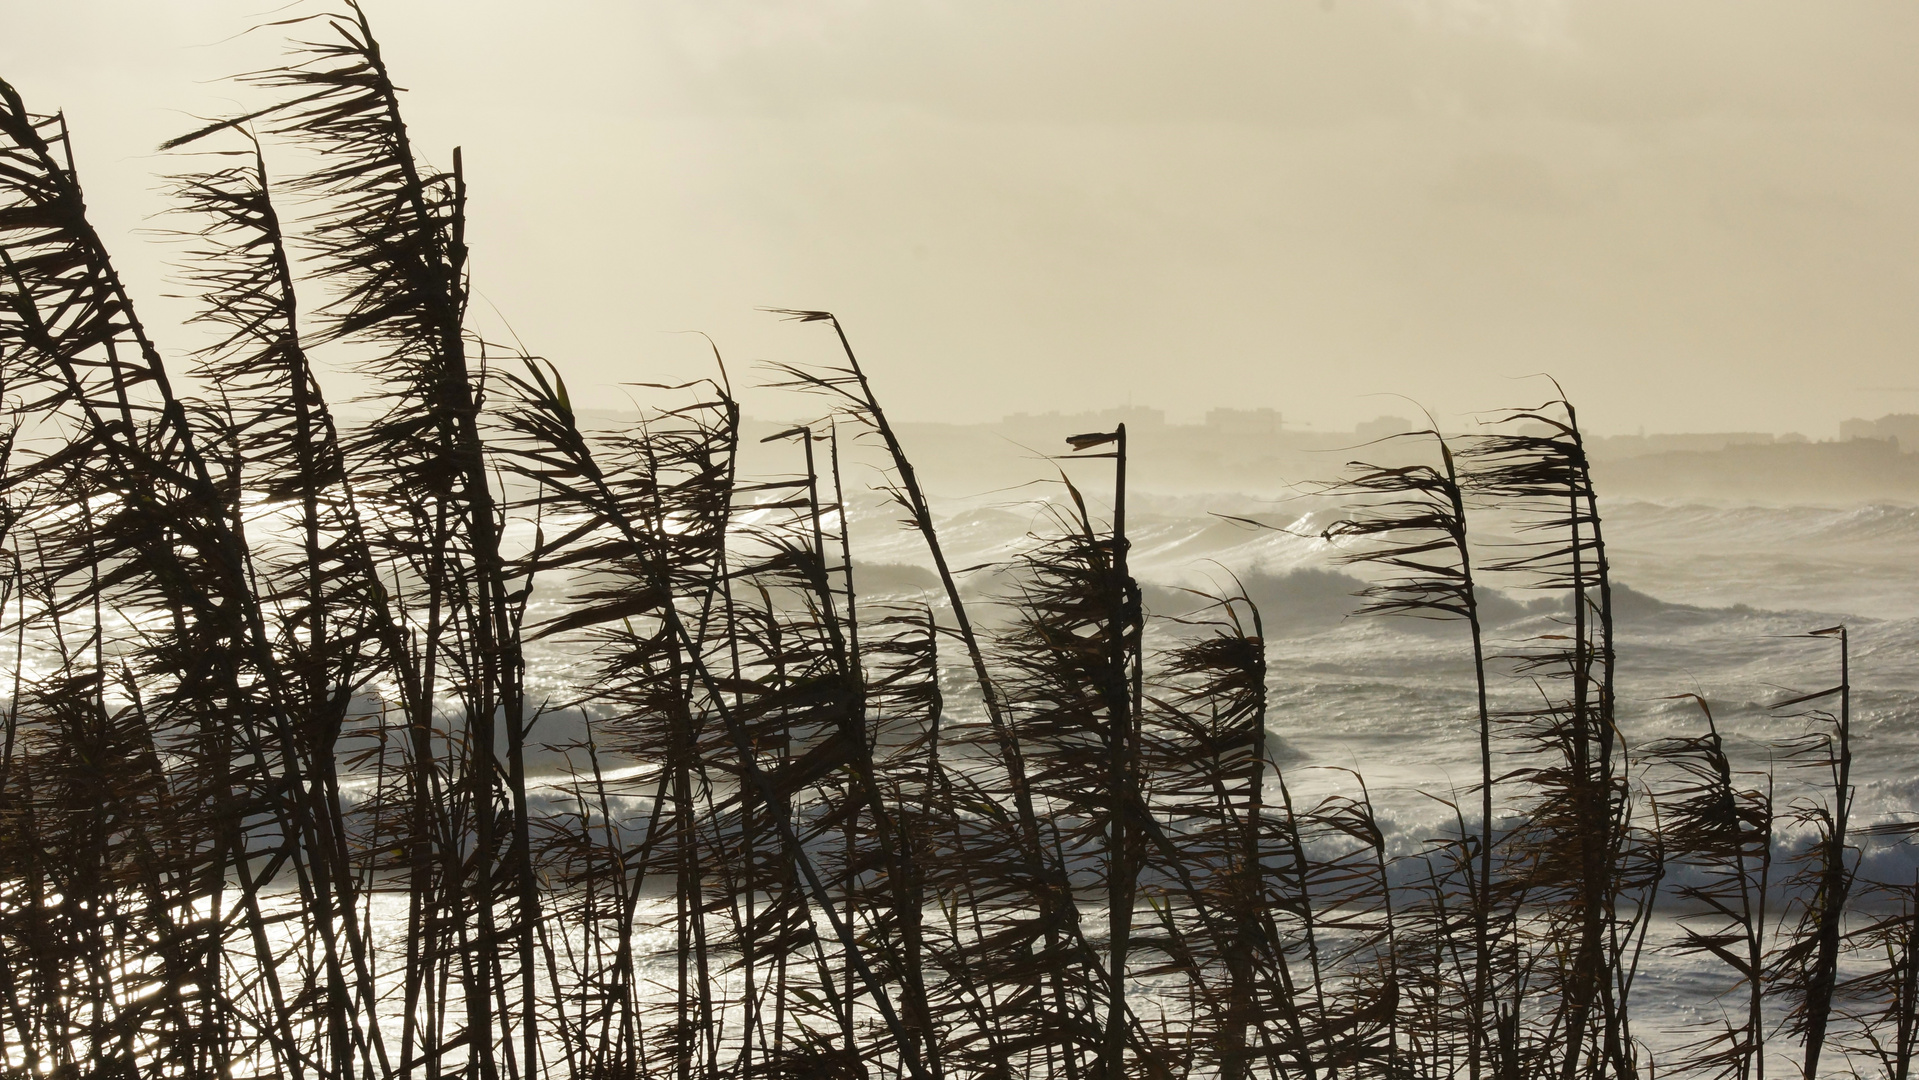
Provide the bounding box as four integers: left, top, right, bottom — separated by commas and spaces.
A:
2, 13, 1917, 1079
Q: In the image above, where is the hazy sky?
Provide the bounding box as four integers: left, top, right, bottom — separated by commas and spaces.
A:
5, 1, 1918, 434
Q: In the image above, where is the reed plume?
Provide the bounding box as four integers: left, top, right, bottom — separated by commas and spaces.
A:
3, 12, 1918, 1079
1643, 695, 1772, 1080
1321, 424, 1502, 1079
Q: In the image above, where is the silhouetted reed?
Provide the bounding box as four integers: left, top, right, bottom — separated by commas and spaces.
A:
2, 8, 1918, 1079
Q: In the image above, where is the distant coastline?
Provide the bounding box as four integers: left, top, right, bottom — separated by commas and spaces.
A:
572, 406, 1919, 502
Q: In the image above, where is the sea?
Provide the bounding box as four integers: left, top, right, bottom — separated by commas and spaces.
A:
790, 480, 1919, 1072
298, 461, 1919, 1074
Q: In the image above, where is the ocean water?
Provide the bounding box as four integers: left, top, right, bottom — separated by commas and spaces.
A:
169, 486, 1919, 1075
811, 490, 1919, 828
805, 486, 1919, 1070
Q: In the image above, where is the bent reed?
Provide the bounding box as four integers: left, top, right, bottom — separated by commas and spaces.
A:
1, 7, 1915, 1079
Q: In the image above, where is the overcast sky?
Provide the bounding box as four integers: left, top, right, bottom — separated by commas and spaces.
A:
5, 1, 1918, 434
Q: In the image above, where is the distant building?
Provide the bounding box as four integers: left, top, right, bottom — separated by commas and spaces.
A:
1840, 413, 1919, 450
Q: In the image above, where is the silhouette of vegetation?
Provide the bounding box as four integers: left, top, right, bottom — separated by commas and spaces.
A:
1, 7, 1916, 1078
